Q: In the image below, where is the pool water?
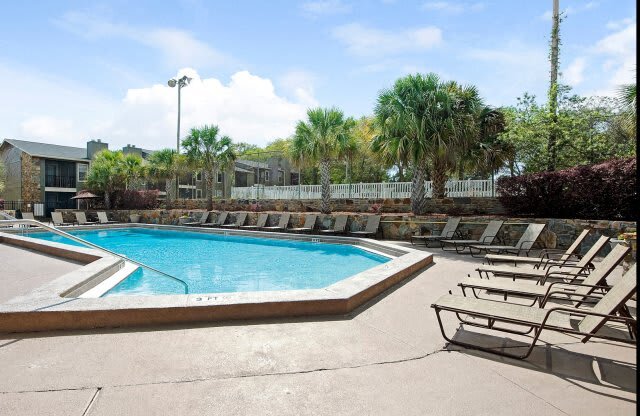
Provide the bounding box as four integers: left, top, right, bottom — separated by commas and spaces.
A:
31, 228, 390, 296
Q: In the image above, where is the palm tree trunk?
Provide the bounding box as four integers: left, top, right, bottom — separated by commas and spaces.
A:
320, 158, 331, 214
104, 191, 111, 210
431, 158, 448, 199
205, 169, 214, 210
411, 161, 428, 215
398, 163, 405, 182
165, 178, 175, 208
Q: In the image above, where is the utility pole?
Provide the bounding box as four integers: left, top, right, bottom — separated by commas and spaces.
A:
548, 0, 560, 171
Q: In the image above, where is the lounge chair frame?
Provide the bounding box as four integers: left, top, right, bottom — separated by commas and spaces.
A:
349, 215, 382, 239
289, 214, 317, 233
440, 220, 504, 253
432, 302, 636, 359
468, 223, 546, 258
262, 212, 291, 231
410, 217, 461, 247
484, 229, 590, 268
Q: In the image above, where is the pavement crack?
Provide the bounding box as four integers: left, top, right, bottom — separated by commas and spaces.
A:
82, 387, 102, 416
0, 348, 447, 395
490, 370, 571, 416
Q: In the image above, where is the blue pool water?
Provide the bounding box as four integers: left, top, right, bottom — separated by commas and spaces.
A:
30, 228, 389, 296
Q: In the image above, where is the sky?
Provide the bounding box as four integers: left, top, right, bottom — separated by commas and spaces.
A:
0, 0, 636, 150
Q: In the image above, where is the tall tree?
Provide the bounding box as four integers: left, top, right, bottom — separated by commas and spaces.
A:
547, 0, 561, 171
121, 153, 145, 190
291, 107, 354, 214
182, 125, 236, 210
86, 150, 126, 209
147, 149, 185, 208
374, 73, 483, 212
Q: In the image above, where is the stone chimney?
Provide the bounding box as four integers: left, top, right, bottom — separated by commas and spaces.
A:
86, 139, 108, 159
122, 144, 142, 157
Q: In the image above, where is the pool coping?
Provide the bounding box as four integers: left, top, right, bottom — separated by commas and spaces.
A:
0, 224, 432, 333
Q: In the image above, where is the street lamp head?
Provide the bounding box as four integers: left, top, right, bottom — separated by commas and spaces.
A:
167, 78, 177, 88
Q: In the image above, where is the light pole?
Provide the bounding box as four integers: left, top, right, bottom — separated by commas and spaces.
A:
168, 75, 191, 201
167, 75, 192, 153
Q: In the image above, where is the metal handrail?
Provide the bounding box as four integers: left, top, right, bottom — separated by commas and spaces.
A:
0, 218, 189, 294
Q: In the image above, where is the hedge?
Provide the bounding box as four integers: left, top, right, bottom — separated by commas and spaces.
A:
496, 157, 637, 220
111, 189, 160, 210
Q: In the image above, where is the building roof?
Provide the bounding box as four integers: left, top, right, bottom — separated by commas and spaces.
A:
1, 139, 89, 161
236, 159, 269, 169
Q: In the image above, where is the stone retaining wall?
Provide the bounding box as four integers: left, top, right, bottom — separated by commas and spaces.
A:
56, 209, 635, 254
167, 197, 505, 215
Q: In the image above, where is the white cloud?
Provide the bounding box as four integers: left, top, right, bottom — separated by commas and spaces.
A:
21, 117, 74, 141
421, 2, 484, 14
540, 1, 599, 20
1, 64, 315, 149
462, 41, 549, 105
606, 17, 634, 30
54, 11, 230, 70
332, 23, 442, 57
590, 21, 636, 95
278, 70, 319, 107
564, 57, 586, 86
300, 0, 351, 17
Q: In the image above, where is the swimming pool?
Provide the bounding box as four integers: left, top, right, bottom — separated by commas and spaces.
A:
31, 228, 390, 297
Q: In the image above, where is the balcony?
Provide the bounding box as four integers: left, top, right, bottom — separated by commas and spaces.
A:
45, 175, 76, 189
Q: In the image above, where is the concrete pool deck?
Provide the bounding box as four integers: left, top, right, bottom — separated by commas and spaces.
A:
0, 243, 635, 415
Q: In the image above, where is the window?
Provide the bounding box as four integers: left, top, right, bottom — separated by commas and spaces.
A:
217, 172, 223, 183
77, 164, 89, 182
195, 171, 202, 181
278, 170, 284, 185
196, 189, 202, 199
264, 170, 270, 182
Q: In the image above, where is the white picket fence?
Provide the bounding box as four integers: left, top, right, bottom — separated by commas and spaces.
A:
231, 180, 496, 200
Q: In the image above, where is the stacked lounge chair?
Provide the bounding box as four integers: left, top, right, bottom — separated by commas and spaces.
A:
289, 214, 317, 233
468, 223, 546, 258
51, 212, 73, 226
75, 212, 98, 225
459, 243, 630, 306
182, 211, 211, 226
441, 220, 504, 253
319, 215, 348, 235
431, 263, 637, 359
262, 212, 291, 231
410, 217, 461, 247
220, 212, 247, 229
240, 213, 268, 230
475, 235, 611, 283
202, 212, 228, 228
97, 212, 119, 224
349, 215, 381, 239
484, 228, 590, 267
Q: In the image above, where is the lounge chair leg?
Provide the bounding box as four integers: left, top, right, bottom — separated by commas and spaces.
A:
434, 308, 539, 360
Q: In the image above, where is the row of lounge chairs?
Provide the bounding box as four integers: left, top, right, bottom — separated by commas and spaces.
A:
411, 218, 549, 258
184, 211, 382, 238
429, 225, 636, 359
50, 211, 119, 226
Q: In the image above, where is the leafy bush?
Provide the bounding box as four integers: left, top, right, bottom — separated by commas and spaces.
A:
111, 190, 160, 210
497, 157, 637, 220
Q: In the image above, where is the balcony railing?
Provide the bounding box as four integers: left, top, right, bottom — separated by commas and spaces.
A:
45, 175, 76, 188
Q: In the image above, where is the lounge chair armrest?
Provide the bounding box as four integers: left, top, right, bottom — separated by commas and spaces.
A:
542, 307, 637, 327
480, 235, 496, 244
541, 271, 589, 284
541, 291, 610, 307
540, 282, 612, 306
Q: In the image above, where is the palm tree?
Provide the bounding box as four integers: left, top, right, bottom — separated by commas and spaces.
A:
147, 149, 185, 208
121, 153, 145, 190
86, 150, 126, 209
370, 123, 412, 182
617, 79, 636, 136
182, 125, 236, 210
291, 107, 354, 214
374, 73, 483, 213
